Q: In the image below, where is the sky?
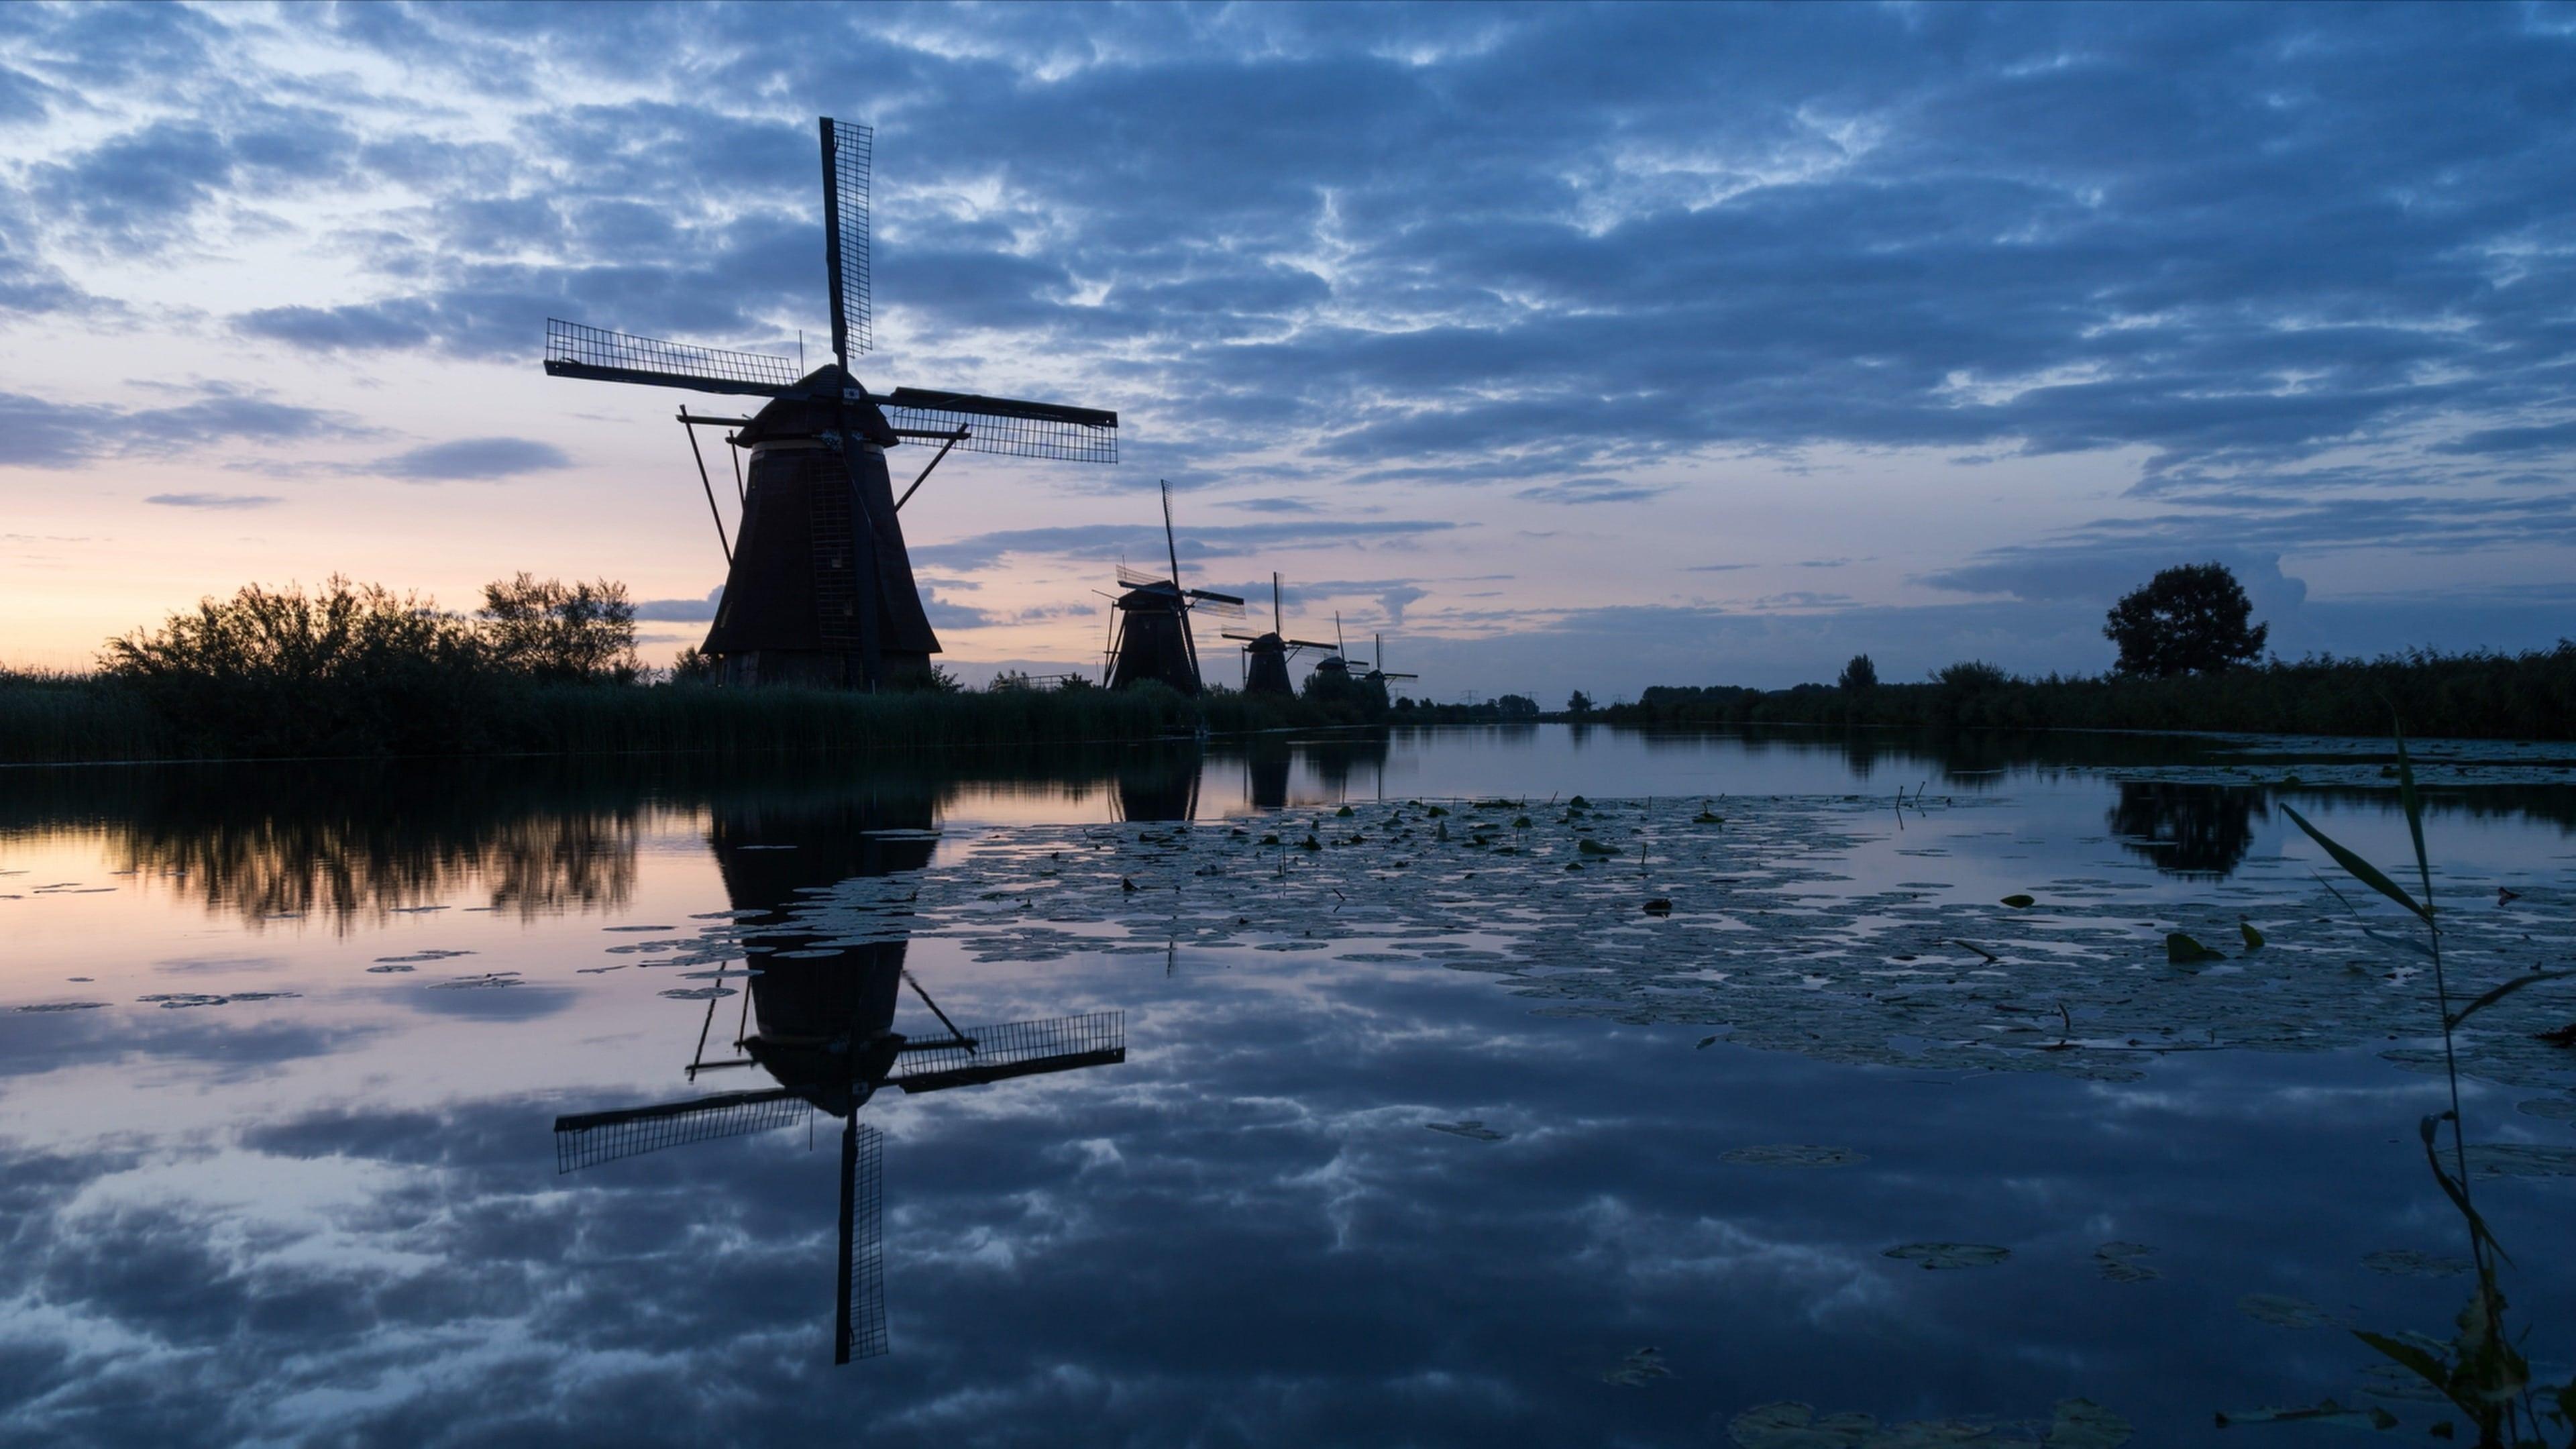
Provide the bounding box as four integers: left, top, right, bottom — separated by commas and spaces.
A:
1, 1, 2571, 701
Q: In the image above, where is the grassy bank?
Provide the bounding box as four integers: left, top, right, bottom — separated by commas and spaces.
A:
0, 669, 1360, 765
1601, 643, 2576, 740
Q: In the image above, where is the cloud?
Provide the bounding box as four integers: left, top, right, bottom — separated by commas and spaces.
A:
1684, 563, 1756, 574
910, 520, 1466, 573
634, 586, 722, 622
145, 492, 280, 511
1513, 476, 1668, 505
0, 388, 366, 470
371, 437, 572, 482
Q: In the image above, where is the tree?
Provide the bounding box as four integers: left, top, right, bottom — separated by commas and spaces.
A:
1837, 653, 1878, 691
1493, 694, 1539, 718
2103, 562, 2268, 678
477, 574, 639, 682
1566, 690, 1595, 715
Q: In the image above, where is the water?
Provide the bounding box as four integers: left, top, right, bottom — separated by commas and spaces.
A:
3, 725, 2572, 1447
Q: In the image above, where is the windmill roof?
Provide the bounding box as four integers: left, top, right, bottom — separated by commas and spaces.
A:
735, 364, 899, 448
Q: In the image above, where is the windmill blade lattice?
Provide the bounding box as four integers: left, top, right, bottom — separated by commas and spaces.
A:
552, 1088, 808, 1173
543, 319, 802, 397
890, 1011, 1125, 1093
836, 1120, 887, 1363
820, 117, 872, 363
880, 388, 1118, 464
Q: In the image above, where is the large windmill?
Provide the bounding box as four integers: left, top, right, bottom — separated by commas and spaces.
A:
551, 795, 1124, 1364
1363, 633, 1421, 698
542, 117, 1120, 689
1220, 573, 1338, 697
1102, 480, 1242, 695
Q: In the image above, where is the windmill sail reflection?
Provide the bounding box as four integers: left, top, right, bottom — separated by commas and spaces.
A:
551, 788, 1125, 1364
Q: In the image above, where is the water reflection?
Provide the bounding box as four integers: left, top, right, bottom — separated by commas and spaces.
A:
551, 786, 1124, 1364
2108, 783, 2267, 879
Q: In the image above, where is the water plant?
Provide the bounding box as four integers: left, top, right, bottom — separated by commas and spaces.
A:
2270, 720, 2574, 1447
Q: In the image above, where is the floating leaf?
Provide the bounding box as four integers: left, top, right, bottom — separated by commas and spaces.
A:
1425, 1120, 1507, 1142
2094, 1242, 2159, 1283
2000, 894, 2035, 909
2361, 1248, 2471, 1278
2045, 1398, 2134, 1449
1600, 1346, 1670, 1387
2239, 921, 2265, 950
2212, 1399, 2396, 1430
2237, 1292, 2336, 1330
2166, 932, 2226, 965
1723, 1144, 1866, 1169
1884, 1242, 2009, 1270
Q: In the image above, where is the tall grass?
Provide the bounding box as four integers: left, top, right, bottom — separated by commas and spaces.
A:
2278, 721, 2573, 1446
1607, 643, 2576, 741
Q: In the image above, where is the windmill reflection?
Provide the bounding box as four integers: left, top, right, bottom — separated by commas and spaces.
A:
2108, 782, 2266, 879
551, 789, 1124, 1364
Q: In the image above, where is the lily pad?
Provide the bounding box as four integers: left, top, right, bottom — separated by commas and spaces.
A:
1425, 1120, 1507, 1142
2360, 1248, 2470, 1277
2211, 1400, 2396, 1430
1884, 1242, 2009, 1271
1600, 1346, 1669, 1387
2236, 1292, 2335, 1329
1723, 1144, 1866, 1169
2165, 932, 2226, 964
2045, 1399, 2133, 1449
2462, 1142, 2576, 1179
2092, 1242, 2159, 1283
2000, 894, 2035, 909
659, 986, 735, 1000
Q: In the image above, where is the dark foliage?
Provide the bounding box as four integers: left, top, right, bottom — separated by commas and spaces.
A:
1837, 654, 1878, 692
478, 574, 639, 682
1605, 641, 2576, 741
2104, 561, 2269, 678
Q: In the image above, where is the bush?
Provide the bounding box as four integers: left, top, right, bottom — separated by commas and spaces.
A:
478, 574, 639, 682
101, 576, 499, 756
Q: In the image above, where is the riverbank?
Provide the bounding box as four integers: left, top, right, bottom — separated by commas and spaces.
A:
1599, 643, 2576, 741
0, 672, 1366, 765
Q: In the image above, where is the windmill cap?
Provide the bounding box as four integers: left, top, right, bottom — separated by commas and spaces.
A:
735, 363, 899, 447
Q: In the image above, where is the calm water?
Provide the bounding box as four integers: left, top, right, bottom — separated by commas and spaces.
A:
3, 725, 2571, 1448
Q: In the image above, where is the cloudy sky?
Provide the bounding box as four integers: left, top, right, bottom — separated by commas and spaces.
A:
3, 2, 2571, 698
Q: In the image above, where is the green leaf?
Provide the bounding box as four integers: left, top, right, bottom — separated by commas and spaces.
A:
2239, 921, 2265, 950
2167, 932, 2226, 964
2281, 803, 2430, 922
2355, 1330, 2452, 1396
2001, 894, 2035, 909
2446, 969, 2573, 1031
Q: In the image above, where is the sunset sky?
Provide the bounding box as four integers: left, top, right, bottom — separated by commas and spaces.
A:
3, 2, 2570, 700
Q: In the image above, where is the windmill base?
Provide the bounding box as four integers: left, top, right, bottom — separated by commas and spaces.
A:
714, 649, 936, 690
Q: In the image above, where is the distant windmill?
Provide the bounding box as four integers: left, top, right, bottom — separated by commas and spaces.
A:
1220, 573, 1337, 696
541, 117, 1120, 688
1102, 480, 1243, 694
1364, 633, 1421, 697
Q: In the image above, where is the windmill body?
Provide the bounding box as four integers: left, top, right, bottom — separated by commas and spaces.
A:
541, 117, 1118, 689
699, 365, 942, 685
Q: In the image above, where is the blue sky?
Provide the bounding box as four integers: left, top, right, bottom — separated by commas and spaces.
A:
2, 1, 2571, 698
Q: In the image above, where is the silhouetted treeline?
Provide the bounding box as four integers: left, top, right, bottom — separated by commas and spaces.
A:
1603, 643, 2576, 741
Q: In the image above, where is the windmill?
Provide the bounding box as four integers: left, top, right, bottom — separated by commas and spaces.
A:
1220, 573, 1338, 697
541, 117, 1120, 689
550, 794, 1124, 1364
1102, 480, 1242, 695
1363, 632, 1421, 699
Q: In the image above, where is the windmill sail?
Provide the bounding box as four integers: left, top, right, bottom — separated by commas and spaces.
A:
551, 1087, 808, 1173
879, 388, 1118, 463
890, 1012, 1126, 1093
836, 1120, 887, 1362
543, 319, 803, 397
820, 117, 873, 364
